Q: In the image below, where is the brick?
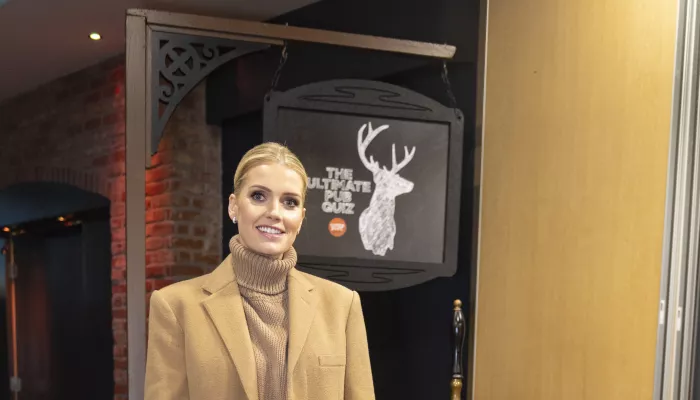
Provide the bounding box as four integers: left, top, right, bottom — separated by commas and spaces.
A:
109, 161, 125, 177
147, 279, 175, 292
112, 293, 126, 309
114, 369, 127, 384
173, 195, 190, 207
178, 251, 191, 262
172, 210, 200, 221
113, 329, 127, 346
173, 238, 204, 250
114, 358, 128, 369
113, 345, 127, 359
111, 149, 125, 163
110, 177, 126, 197
111, 270, 125, 281
114, 384, 128, 395
177, 224, 189, 235
112, 283, 127, 293
151, 193, 189, 209
111, 240, 125, 254
111, 202, 125, 217
147, 221, 175, 237
147, 165, 176, 182
148, 249, 174, 264
146, 181, 167, 196
160, 250, 175, 263
169, 179, 182, 191
112, 319, 126, 333
150, 151, 173, 167
146, 209, 166, 223
112, 255, 126, 269
110, 217, 124, 229
146, 266, 167, 279
146, 237, 165, 251
112, 227, 125, 241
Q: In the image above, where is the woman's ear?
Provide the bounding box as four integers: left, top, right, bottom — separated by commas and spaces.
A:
228, 194, 237, 222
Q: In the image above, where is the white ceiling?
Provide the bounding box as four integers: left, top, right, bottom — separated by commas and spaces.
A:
0, 0, 317, 103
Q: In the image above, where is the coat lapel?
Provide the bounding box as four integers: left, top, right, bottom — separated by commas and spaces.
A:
287, 269, 319, 381
201, 256, 258, 400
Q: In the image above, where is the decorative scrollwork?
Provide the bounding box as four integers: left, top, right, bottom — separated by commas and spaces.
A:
150, 30, 269, 154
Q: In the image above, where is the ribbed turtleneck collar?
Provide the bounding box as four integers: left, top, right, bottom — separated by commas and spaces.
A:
229, 235, 297, 295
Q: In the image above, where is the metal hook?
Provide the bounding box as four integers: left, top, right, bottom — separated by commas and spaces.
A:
267, 41, 289, 99
441, 61, 461, 119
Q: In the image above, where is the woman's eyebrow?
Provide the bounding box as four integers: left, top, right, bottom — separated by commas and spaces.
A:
249, 185, 300, 197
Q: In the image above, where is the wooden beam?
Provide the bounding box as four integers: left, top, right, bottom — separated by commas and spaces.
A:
127, 8, 456, 59
151, 25, 284, 46
125, 13, 147, 400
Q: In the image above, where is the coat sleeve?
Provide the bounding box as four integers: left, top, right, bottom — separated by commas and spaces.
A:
144, 290, 189, 400
344, 291, 376, 400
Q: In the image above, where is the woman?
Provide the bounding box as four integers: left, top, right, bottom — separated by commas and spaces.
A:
144, 143, 375, 400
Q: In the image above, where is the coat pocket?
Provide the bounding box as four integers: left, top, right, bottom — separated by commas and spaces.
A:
318, 354, 346, 367
314, 355, 346, 400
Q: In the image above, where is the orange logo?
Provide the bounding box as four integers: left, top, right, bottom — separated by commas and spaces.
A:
328, 218, 347, 237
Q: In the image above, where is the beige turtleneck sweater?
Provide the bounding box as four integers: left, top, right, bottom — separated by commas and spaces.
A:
229, 235, 297, 400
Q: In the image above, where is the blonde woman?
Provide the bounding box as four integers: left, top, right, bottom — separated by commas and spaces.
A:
144, 142, 375, 400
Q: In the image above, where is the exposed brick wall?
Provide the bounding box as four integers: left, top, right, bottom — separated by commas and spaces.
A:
0, 55, 130, 397
0, 55, 222, 399
0, 56, 125, 197
146, 82, 223, 291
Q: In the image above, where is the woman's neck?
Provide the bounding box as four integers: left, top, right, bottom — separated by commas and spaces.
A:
228, 235, 297, 295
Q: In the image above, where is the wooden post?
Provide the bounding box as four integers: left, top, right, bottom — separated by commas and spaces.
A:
125, 13, 148, 400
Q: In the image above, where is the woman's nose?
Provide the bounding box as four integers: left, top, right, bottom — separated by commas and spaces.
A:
267, 201, 282, 219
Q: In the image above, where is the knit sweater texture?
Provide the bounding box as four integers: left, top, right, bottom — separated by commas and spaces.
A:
229, 235, 297, 400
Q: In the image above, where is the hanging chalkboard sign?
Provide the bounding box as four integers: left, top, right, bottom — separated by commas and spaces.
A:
263, 79, 464, 291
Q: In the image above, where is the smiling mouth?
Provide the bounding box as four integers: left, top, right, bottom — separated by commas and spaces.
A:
257, 226, 284, 235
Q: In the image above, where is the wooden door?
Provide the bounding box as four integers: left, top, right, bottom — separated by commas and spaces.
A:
472, 0, 678, 399
9, 216, 113, 400
13, 232, 55, 399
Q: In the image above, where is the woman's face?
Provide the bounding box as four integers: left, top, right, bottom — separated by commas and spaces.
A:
228, 163, 306, 259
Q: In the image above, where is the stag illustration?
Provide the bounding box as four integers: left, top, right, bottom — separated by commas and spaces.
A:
357, 122, 416, 256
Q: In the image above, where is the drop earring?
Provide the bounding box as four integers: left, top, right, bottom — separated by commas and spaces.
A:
232, 217, 237, 224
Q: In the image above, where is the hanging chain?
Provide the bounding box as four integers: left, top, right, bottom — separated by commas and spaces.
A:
441, 61, 461, 119
269, 41, 289, 95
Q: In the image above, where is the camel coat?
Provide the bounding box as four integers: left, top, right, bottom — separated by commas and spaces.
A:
144, 255, 375, 400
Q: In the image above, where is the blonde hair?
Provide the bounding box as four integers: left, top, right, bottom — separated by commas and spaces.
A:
233, 142, 308, 203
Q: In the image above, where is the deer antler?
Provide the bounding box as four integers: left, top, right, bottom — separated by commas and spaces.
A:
357, 122, 389, 173
390, 143, 416, 174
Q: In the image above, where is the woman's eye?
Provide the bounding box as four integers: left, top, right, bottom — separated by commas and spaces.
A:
251, 191, 265, 202
284, 198, 299, 208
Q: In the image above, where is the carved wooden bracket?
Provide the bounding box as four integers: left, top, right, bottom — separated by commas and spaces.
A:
150, 29, 268, 154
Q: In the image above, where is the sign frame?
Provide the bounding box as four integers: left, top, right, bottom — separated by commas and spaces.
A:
263, 79, 464, 291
